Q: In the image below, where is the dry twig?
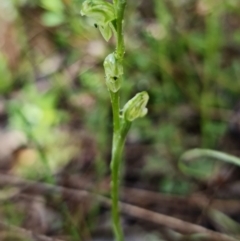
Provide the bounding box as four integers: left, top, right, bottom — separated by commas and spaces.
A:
0, 220, 65, 241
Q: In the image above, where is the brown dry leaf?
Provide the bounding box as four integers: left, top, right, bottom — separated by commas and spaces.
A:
69, 93, 96, 111
10, 148, 41, 178
0, 3, 20, 70
23, 195, 62, 234
0, 131, 27, 169
196, 0, 224, 16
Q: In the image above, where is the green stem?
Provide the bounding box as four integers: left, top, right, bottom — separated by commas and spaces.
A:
110, 1, 127, 240
110, 119, 131, 241
110, 91, 121, 133
115, 0, 126, 60
113, 0, 118, 9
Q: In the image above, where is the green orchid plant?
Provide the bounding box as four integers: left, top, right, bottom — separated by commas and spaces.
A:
81, 1, 149, 240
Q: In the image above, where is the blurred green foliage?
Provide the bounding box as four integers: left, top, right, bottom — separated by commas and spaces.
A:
1, 0, 240, 187
0, 54, 12, 93
1, 0, 240, 237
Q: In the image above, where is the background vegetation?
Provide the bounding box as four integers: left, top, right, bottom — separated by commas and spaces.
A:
1, 0, 240, 240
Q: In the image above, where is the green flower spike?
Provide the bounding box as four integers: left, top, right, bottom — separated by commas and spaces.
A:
80, 0, 116, 41
123, 91, 149, 122
103, 53, 123, 92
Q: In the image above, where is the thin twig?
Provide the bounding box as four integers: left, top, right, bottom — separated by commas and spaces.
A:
0, 220, 65, 241
122, 187, 240, 214
116, 201, 238, 241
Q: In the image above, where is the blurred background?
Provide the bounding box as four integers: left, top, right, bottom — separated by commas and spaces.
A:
1, 0, 240, 240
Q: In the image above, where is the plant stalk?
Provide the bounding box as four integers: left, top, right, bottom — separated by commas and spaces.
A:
110, 118, 130, 241
110, 91, 121, 133
110, 1, 128, 240
115, 0, 126, 60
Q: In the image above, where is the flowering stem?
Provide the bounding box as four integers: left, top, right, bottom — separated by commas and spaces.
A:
109, 1, 127, 240
110, 118, 131, 241
110, 91, 121, 133
80, 0, 149, 240
115, 0, 126, 60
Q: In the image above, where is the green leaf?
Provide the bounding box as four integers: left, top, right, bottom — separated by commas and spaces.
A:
0, 53, 12, 93
179, 148, 240, 180
41, 0, 64, 12
41, 11, 65, 27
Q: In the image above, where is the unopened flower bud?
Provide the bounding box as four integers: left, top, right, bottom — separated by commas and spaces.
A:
103, 53, 123, 92
123, 91, 149, 122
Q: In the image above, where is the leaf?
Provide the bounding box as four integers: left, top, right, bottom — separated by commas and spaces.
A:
41, 0, 64, 12
41, 12, 65, 27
